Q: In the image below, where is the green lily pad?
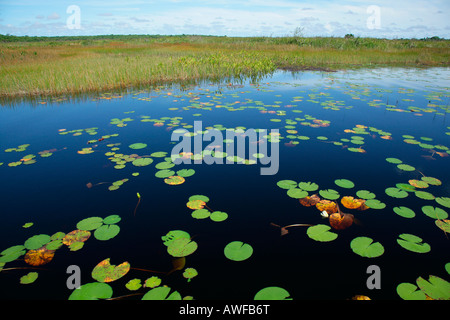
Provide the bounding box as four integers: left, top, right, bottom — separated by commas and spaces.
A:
224, 241, 253, 261
421, 176, 442, 186
94, 224, 120, 241
191, 209, 210, 219
287, 188, 308, 199
396, 282, 426, 300
397, 164, 415, 171
176, 169, 195, 177
0, 245, 26, 263
393, 206, 415, 218
276, 180, 297, 189
210, 211, 228, 222
155, 169, 175, 178
142, 286, 181, 300
385, 187, 408, 199
416, 275, 450, 300
132, 157, 153, 167
350, 237, 384, 258
254, 287, 292, 300
435, 197, 450, 208
155, 161, 175, 170
129, 143, 147, 150
103, 215, 121, 224
364, 199, 386, 209
19, 272, 38, 284
334, 179, 355, 189
319, 189, 340, 200
24, 234, 51, 250
397, 234, 431, 253
144, 276, 162, 288
91, 258, 130, 283
188, 195, 210, 203
162, 230, 191, 247
386, 157, 402, 164
306, 224, 338, 242
396, 183, 416, 192
421, 206, 448, 219
68, 282, 113, 300
183, 268, 198, 282
76, 217, 104, 231
298, 181, 319, 192
126, 279, 142, 291
356, 190, 376, 200
415, 191, 435, 200
167, 238, 198, 257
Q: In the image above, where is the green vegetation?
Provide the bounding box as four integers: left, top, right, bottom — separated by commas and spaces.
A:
0, 34, 449, 100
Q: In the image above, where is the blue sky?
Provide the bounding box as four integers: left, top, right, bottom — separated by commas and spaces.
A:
0, 0, 448, 38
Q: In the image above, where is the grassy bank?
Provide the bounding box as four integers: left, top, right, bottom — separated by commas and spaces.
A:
1, 34, 449, 100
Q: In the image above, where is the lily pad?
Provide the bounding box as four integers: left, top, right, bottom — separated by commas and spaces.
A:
385, 187, 408, 199
396, 282, 426, 300
167, 238, 198, 257
0, 245, 26, 263
334, 179, 355, 189
393, 206, 415, 218
76, 217, 103, 231
142, 286, 181, 300
132, 157, 153, 167
306, 224, 338, 242
91, 258, 130, 283
298, 181, 319, 192
224, 241, 253, 261
421, 206, 448, 219
350, 237, 384, 258
319, 189, 340, 200
210, 211, 228, 222
435, 197, 450, 208
20, 272, 38, 285
176, 169, 196, 177
68, 282, 113, 300
129, 143, 147, 150
287, 188, 308, 199
161, 230, 191, 246
24, 234, 51, 250
94, 224, 120, 241
356, 190, 376, 200
103, 215, 121, 224
397, 164, 415, 171
191, 209, 210, 219
364, 199, 386, 210
188, 195, 210, 203
416, 275, 450, 300
415, 191, 435, 200
276, 180, 297, 189
397, 234, 431, 253
254, 287, 292, 300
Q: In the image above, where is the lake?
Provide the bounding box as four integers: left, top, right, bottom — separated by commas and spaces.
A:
0, 67, 449, 300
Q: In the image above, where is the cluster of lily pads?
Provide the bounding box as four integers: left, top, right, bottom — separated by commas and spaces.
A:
276, 176, 448, 259
186, 195, 228, 222
0, 214, 122, 285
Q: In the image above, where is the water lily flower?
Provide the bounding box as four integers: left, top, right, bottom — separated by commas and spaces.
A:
320, 210, 329, 218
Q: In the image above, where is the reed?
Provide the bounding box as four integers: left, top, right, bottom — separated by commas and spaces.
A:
1, 35, 448, 100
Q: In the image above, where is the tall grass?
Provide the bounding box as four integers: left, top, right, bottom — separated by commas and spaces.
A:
0, 35, 449, 100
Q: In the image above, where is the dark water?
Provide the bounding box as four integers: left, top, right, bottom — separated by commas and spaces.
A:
0, 68, 449, 300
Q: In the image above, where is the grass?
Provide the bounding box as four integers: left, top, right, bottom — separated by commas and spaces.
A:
0, 34, 449, 101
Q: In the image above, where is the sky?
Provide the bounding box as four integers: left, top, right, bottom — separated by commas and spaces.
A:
0, 0, 448, 38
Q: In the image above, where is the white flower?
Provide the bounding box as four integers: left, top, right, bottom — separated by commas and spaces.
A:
320, 210, 329, 218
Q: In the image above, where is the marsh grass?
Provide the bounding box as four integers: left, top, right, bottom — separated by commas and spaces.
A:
1, 35, 448, 100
